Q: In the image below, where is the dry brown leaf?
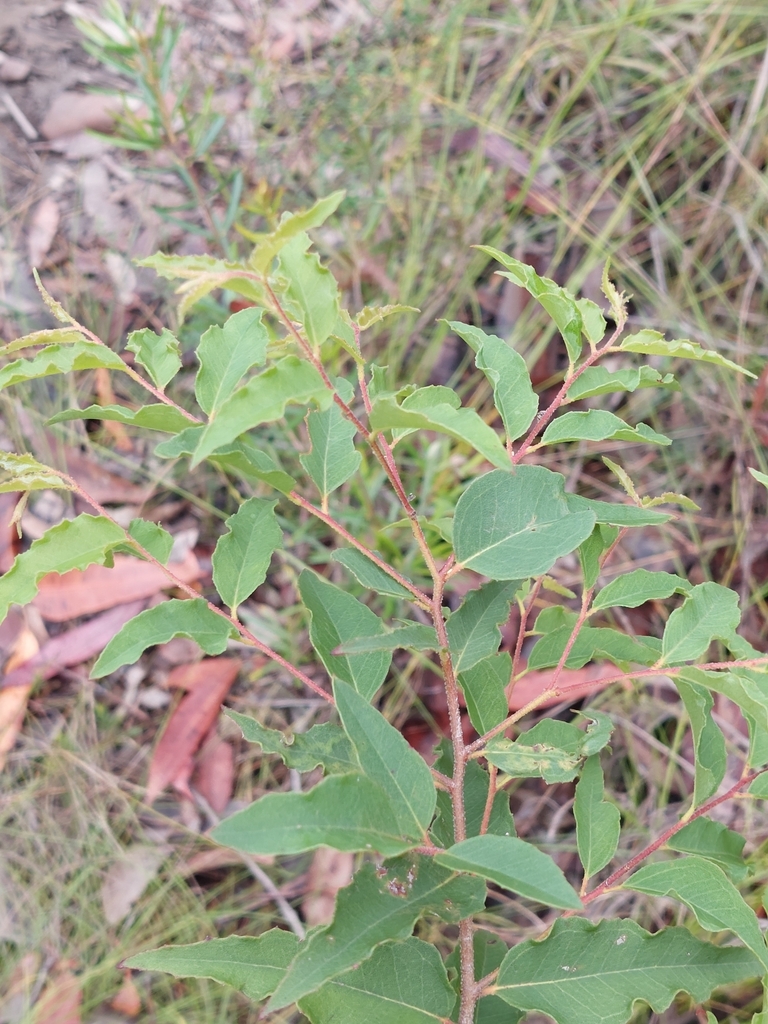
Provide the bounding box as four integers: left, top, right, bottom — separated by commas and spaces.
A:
110, 973, 141, 1017
508, 662, 626, 713
192, 733, 234, 814
33, 549, 201, 622
65, 450, 151, 505
39, 92, 122, 140
0, 624, 39, 769
165, 658, 227, 691
32, 963, 81, 1024
27, 196, 60, 268
146, 657, 240, 804
0, 51, 31, 83
0, 599, 146, 692
101, 844, 168, 926
302, 847, 355, 927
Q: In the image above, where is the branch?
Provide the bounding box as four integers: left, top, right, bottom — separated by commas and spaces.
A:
578, 765, 768, 907
467, 656, 768, 756
64, 475, 333, 704
290, 491, 431, 608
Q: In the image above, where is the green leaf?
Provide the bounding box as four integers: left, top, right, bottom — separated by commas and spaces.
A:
749, 467, 768, 491
459, 652, 510, 736
574, 755, 620, 878
676, 676, 727, 806
298, 570, 391, 701
336, 622, 439, 655
592, 569, 692, 611
300, 379, 361, 500
661, 582, 741, 664
527, 624, 661, 671
0, 451, 70, 493
268, 857, 486, 1010
212, 498, 281, 614
211, 772, 416, 857
195, 307, 269, 416
475, 246, 603, 362
249, 191, 345, 273
567, 495, 673, 527
494, 917, 761, 1024
435, 834, 582, 909
454, 468, 596, 580
210, 441, 296, 494
0, 327, 86, 356
126, 327, 181, 391
128, 518, 173, 563
542, 410, 670, 447
190, 356, 331, 466
579, 524, 619, 589
681, 667, 768, 746
485, 717, 612, 783
620, 329, 755, 377
154, 430, 296, 493
431, 747, 515, 847
474, 933, 522, 1024
0, 341, 126, 390
334, 679, 435, 839
370, 388, 509, 470
566, 365, 678, 401
624, 856, 768, 968
92, 599, 235, 677
136, 252, 232, 280
48, 403, 193, 433
667, 817, 748, 883
0, 514, 125, 624
447, 581, 521, 675
331, 548, 414, 599
299, 937, 455, 1024
446, 321, 538, 441
124, 930, 298, 1002
277, 232, 339, 348
356, 304, 419, 330
225, 710, 358, 774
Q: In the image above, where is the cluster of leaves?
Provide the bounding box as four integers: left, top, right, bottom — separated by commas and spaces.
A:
3, 192, 768, 1024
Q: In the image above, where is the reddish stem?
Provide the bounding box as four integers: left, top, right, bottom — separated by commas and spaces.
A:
290, 491, 431, 607
578, 765, 768, 907
64, 476, 333, 703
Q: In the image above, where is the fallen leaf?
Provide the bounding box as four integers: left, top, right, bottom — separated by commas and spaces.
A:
110, 973, 141, 1017
0, 600, 146, 692
33, 549, 201, 622
0, 624, 39, 769
179, 847, 273, 877
146, 657, 240, 804
39, 92, 122, 140
27, 196, 60, 268
156, 637, 202, 667
80, 159, 133, 243
192, 733, 234, 814
508, 661, 626, 712
101, 845, 168, 926
65, 450, 151, 505
32, 963, 81, 1024
0, 52, 32, 83
302, 847, 355, 927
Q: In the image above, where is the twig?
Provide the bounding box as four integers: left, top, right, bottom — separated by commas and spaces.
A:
63, 474, 333, 703
0, 86, 38, 140
577, 765, 768, 908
